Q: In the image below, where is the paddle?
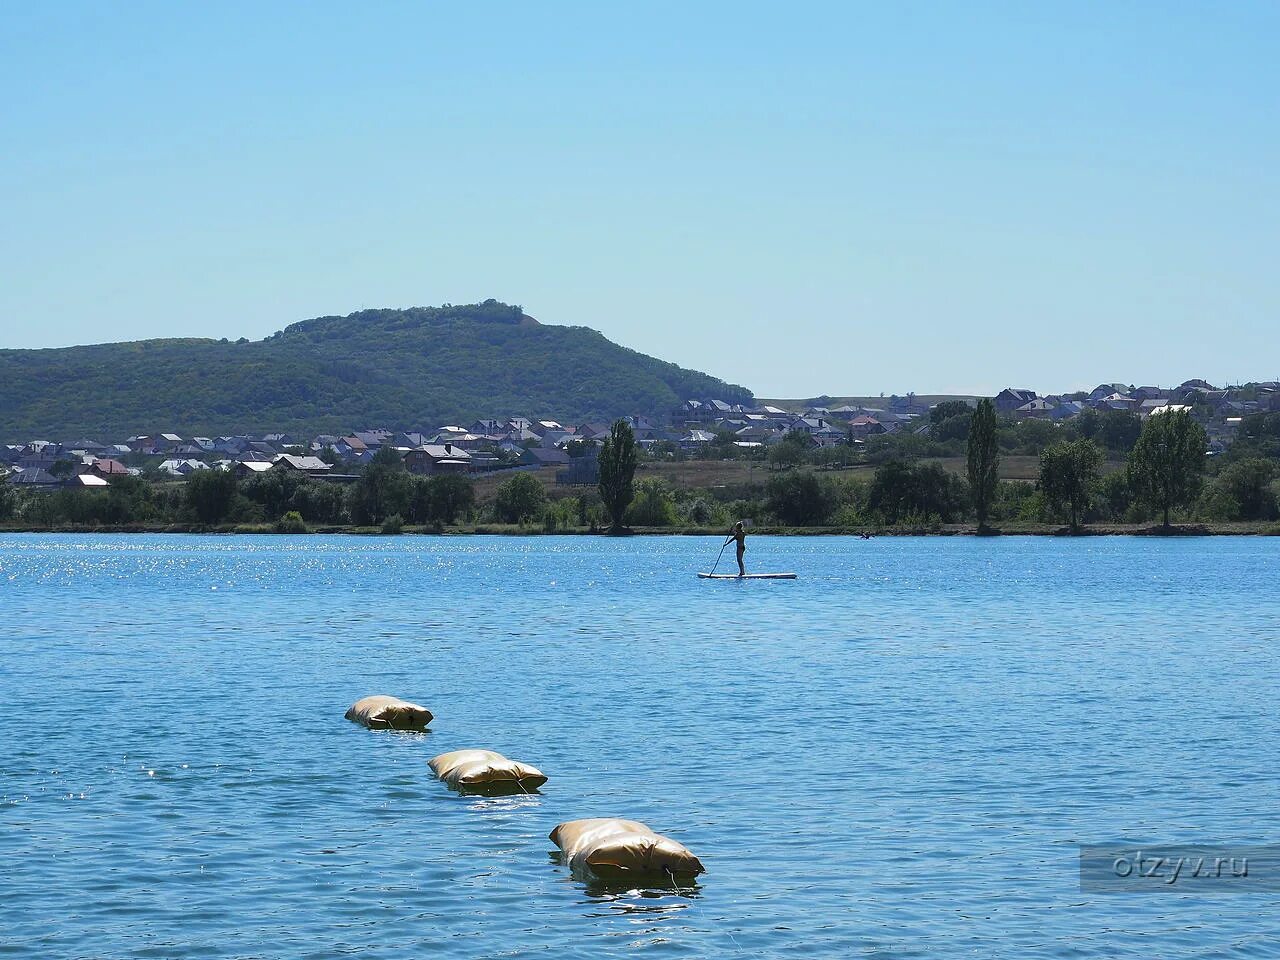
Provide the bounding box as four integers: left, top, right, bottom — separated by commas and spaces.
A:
707, 540, 729, 577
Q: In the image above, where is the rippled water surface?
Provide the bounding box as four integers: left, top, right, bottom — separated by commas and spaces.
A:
3, 534, 1279, 958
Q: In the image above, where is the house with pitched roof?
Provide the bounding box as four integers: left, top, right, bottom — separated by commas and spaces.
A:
6, 467, 60, 488
519, 447, 571, 468
1087, 383, 1133, 402
61, 474, 110, 489
271, 455, 333, 477
1014, 398, 1057, 419
995, 388, 1038, 414
336, 436, 368, 457
679, 429, 717, 451
89, 458, 131, 478
848, 415, 887, 439
556, 447, 600, 485
234, 461, 275, 479
403, 444, 472, 476
157, 459, 208, 476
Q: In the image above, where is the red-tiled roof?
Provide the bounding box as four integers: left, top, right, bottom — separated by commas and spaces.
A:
93, 458, 130, 475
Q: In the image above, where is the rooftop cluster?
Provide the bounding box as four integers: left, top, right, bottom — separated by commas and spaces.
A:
4, 379, 1277, 492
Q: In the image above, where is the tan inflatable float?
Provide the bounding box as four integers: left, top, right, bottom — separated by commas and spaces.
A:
344, 695, 433, 731
550, 818, 705, 879
429, 749, 547, 793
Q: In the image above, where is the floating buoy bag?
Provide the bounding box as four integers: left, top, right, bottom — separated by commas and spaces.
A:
344, 695, 433, 731
550, 818, 705, 879
429, 749, 547, 793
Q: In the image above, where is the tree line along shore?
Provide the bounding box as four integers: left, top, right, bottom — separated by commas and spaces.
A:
4, 408, 1280, 536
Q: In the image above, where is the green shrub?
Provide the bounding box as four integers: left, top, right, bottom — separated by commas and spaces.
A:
493, 472, 546, 523
677, 496, 729, 528
1200, 459, 1279, 521
867, 460, 968, 525
0, 484, 17, 522
274, 510, 308, 533
626, 478, 677, 526
830, 503, 867, 527
766, 471, 835, 525
409, 474, 475, 525
185, 469, 239, 523
379, 513, 404, 535
1016, 490, 1050, 523
347, 449, 412, 525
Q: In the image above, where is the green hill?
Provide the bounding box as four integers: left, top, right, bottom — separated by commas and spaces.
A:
0, 300, 753, 439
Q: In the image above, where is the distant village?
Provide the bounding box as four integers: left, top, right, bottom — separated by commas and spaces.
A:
3, 378, 1277, 491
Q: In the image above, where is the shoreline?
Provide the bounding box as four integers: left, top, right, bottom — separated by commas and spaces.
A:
2, 522, 1277, 537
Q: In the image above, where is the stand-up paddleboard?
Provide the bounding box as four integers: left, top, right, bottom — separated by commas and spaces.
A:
698, 572, 796, 580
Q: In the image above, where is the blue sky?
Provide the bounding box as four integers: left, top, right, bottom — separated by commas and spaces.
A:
2, 1, 1276, 397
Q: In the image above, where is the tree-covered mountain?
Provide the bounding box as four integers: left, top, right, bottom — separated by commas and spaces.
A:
0, 300, 753, 438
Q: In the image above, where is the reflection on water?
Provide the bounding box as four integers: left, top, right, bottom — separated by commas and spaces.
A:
579, 887, 699, 918
2, 533, 1279, 959
548, 850, 700, 921
581, 885, 701, 911
548, 849, 701, 906
466, 793, 543, 814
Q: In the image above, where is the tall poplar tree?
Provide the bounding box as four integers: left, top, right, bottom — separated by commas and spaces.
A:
598, 419, 638, 533
966, 399, 1000, 531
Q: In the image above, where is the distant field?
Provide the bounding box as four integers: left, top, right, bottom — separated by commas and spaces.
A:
639, 455, 1061, 487
471, 468, 560, 501
472, 453, 1121, 503
637, 459, 783, 488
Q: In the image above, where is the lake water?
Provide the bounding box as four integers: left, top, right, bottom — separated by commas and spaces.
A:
2, 534, 1279, 958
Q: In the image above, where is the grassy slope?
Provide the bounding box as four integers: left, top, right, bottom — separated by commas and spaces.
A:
0, 301, 752, 438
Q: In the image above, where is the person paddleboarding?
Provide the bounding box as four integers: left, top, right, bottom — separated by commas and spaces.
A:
724, 520, 747, 576
699, 520, 795, 579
